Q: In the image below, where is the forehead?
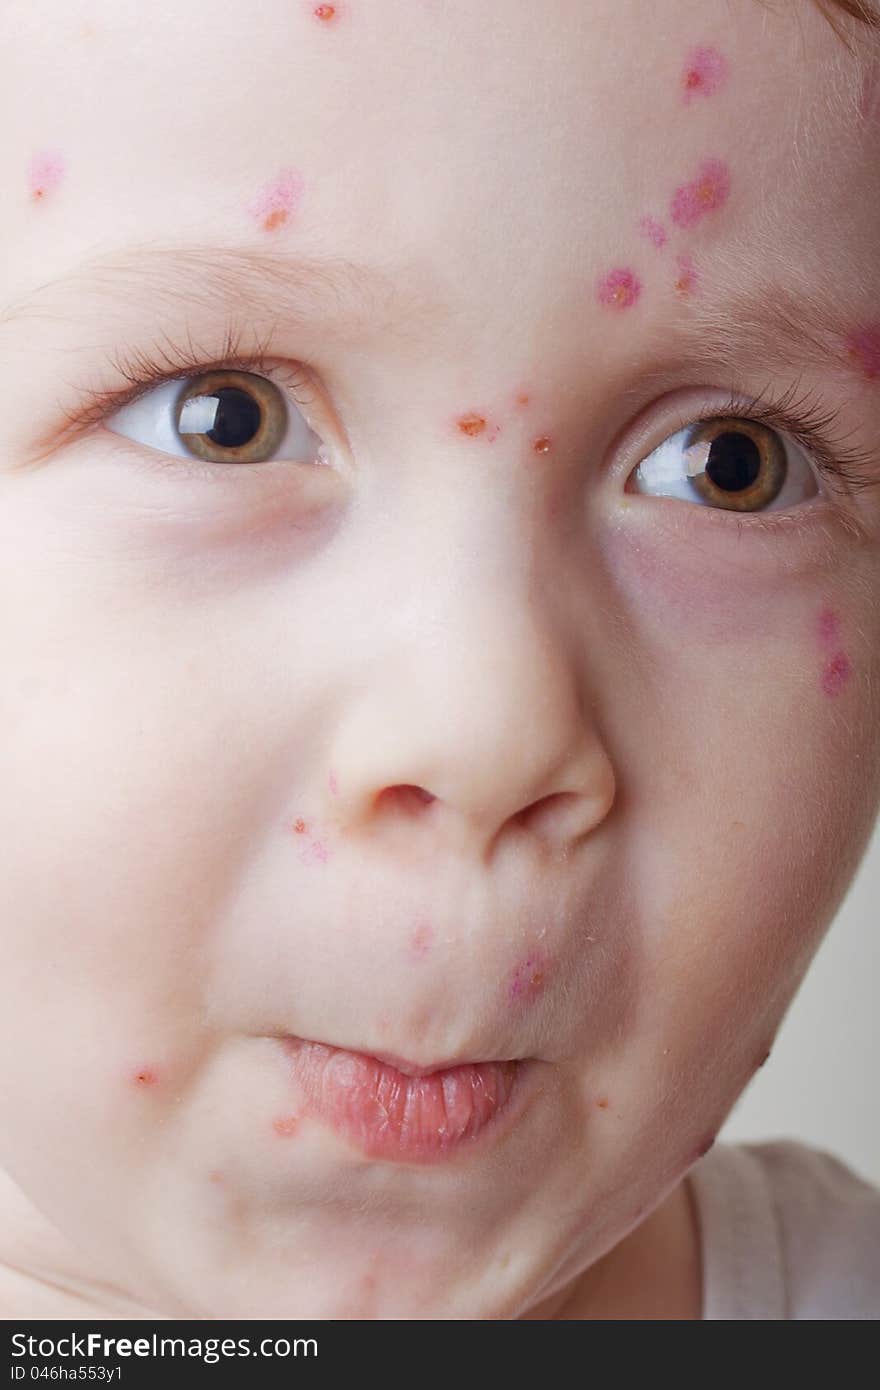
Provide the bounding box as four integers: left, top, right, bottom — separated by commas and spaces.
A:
0, 0, 876, 345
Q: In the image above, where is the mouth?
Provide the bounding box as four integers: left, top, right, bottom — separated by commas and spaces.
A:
280, 1036, 529, 1164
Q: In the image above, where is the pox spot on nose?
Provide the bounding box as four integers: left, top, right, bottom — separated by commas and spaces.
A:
28, 151, 66, 202
246, 167, 305, 233
681, 45, 728, 105
507, 951, 548, 1005
596, 267, 642, 310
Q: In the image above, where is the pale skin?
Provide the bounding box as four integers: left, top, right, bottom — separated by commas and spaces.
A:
0, 0, 879, 1320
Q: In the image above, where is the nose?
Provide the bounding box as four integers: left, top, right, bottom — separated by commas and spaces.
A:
327, 588, 616, 865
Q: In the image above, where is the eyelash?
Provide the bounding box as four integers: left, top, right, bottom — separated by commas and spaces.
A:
63, 323, 877, 508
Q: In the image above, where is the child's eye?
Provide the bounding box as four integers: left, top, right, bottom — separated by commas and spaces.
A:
104, 368, 329, 470
628, 414, 817, 513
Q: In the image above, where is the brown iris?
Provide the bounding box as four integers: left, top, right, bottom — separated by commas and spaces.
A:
174, 370, 287, 465
683, 417, 786, 511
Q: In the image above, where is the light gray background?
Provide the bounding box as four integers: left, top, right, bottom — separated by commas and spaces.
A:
720, 815, 880, 1185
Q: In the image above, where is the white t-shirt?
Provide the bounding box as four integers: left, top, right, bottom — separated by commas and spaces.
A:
688, 1140, 880, 1319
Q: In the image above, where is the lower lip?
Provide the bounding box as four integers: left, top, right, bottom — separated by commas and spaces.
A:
281, 1038, 525, 1164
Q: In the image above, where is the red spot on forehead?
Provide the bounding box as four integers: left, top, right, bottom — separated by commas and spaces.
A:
27, 150, 66, 201
681, 45, 728, 104
670, 157, 731, 229
596, 267, 642, 310
247, 167, 304, 234
843, 324, 880, 381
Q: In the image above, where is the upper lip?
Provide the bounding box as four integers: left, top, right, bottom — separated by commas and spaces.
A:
280, 1035, 520, 1078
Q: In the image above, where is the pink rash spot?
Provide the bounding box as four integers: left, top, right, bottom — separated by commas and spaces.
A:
817, 606, 840, 646
673, 253, 699, 296
669, 157, 731, 229
843, 324, 880, 381
821, 651, 852, 698
27, 150, 66, 202
681, 45, 728, 105
133, 1068, 158, 1087
410, 920, 434, 960
638, 214, 668, 249
328, 770, 340, 796
246, 166, 304, 233
596, 267, 642, 310
508, 951, 548, 1004
514, 391, 531, 409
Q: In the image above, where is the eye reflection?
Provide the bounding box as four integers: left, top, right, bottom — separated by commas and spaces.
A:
630, 415, 817, 513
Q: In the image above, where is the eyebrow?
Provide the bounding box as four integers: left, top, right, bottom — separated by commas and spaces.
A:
0, 239, 875, 392
0, 241, 420, 340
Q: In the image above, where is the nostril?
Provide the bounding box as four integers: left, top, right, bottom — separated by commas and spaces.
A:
375, 785, 437, 816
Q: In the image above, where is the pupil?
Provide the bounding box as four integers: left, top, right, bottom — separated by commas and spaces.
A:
206, 387, 262, 449
705, 430, 761, 493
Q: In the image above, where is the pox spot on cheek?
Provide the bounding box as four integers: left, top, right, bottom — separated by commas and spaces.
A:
669, 157, 731, 229
681, 45, 728, 105
596, 267, 642, 311
507, 950, 549, 1004
27, 150, 66, 202
246, 167, 305, 233
638, 215, 668, 250
843, 324, 880, 381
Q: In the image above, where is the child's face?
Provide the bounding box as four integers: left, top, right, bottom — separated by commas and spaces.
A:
1, 0, 879, 1319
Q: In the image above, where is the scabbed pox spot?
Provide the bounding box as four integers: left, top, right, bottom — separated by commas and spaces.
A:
843, 324, 880, 381
681, 45, 728, 105
27, 150, 66, 202
247, 167, 304, 233
457, 412, 487, 437
532, 436, 552, 454
293, 818, 308, 834
669, 157, 731, 229
133, 1068, 158, 1087
313, 3, 337, 19
674, 254, 699, 296
821, 651, 852, 697
638, 215, 668, 249
596, 267, 642, 310
508, 951, 548, 1004
273, 1115, 300, 1137
595, 1096, 610, 1110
